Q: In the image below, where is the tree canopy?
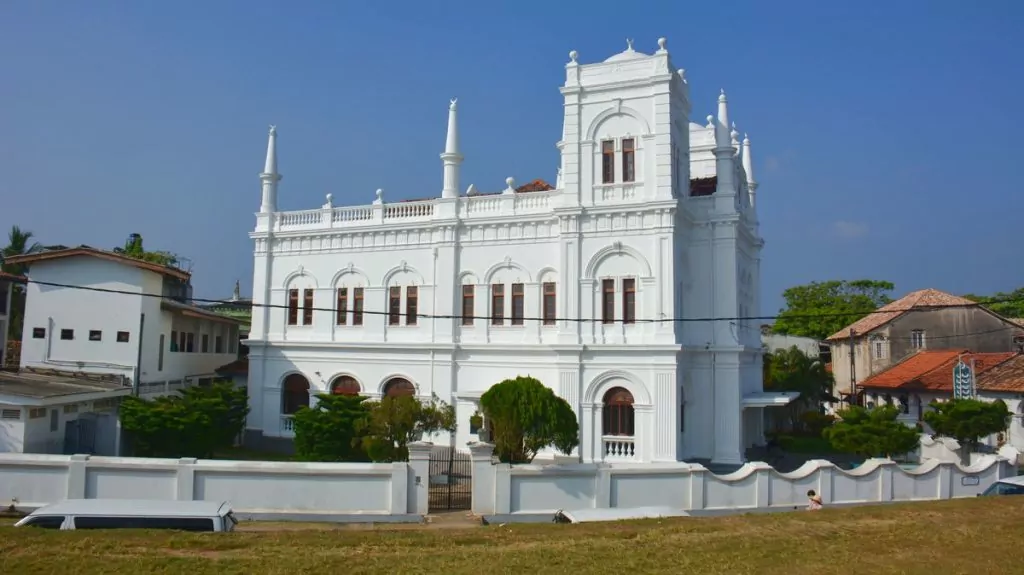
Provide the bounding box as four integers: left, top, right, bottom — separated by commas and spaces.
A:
923, 398, 1010, 452
962, 288, 1024, 319
360, 394, 456, 462
772, 280, 895, 340
763, 346, 836, 430
823, 405, 919, 458
292, 394, 371, 462
480, 376, 579, 464
119, 382, 249, 458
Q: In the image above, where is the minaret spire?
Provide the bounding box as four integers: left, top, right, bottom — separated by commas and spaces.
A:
713, 90, 737, 204
440, 98, 463, 199
742, 133, 757, 209
259, 125, 282, 213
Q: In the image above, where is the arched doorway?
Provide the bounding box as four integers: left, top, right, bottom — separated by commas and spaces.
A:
281, 374, 310, 415
602, 387, 635, 459
602, 387, 635, 436
330, 375, 360, 396
382, 378, 415, 398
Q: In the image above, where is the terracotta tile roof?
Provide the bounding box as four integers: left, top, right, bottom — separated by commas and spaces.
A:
976, 353, 1024, 393
3, 246, 190, 281
515, 179, 555, 193
826, 288, 981, 341
215, 358, 248, 376
0, 271, 25, 283
858, 349, 1018, 392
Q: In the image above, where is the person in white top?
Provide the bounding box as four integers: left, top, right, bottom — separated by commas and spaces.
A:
806, 489, 823, 510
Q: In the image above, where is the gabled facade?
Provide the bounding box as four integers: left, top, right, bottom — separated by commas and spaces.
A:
245, 38, 790, 465
827, 289, 1024, 400
4, 246, 244, 397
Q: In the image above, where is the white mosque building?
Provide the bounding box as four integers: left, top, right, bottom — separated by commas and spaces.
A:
243, 37, 792, 465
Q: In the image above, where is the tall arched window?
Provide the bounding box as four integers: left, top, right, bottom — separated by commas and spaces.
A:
602, 387, 635, 437
382, 378, 415, 398
331, 376, 360, 396
281, 374, 310, 414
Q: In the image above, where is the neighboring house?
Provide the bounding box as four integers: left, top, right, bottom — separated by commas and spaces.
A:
761, 331, 827, 359
3, 246, 245, 400
244, 38, 792, 465
827, 288, 1024, 402
0, 368, 131, 454
0, 271, 23, 368
199, 280, 252, 346
857, 350, 1024, 452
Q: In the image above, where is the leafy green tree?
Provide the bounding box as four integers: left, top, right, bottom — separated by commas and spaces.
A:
112, 234, 178, 267
923, 398, 1010, 460
480, 375, 579, 463
119, 381, 248, 458
772, 280, 895, 340
962, 288, 1024, 319
360, 394, 456, 462
764, 346, 836, 430
292, 394, 370, 462
823, 405, 919, 458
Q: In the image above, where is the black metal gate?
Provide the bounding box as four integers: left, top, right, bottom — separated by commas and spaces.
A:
63, 417, 96, 455
428, 446, 472, 512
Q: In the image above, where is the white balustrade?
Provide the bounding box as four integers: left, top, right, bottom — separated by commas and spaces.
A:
278, 209, 322, 227
603, 436, 636, 461
384, 201, 434, 220
280, 415, 295, 435
332, 206, 373, 223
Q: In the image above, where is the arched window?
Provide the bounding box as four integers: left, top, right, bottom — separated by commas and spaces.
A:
382, 378, 415, 398
331, 376, 360, 396
602, 387, 635, 437
281, 374, 310, 414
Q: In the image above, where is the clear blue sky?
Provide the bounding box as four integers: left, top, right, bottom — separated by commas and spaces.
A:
2, 1, 1022, 315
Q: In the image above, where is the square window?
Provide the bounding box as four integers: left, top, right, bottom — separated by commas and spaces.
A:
88, 330, 102, 341
32, 327, 46, 339
60, 329, 74, 341
116, 331, 130, 343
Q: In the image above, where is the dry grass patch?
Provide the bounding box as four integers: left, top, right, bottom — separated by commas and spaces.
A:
2, 498, 1023, 574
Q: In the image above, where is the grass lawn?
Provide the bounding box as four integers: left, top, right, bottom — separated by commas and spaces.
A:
2, 498, 1023, 574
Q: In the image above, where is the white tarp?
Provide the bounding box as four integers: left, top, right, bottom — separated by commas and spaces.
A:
553, 506, 690, 523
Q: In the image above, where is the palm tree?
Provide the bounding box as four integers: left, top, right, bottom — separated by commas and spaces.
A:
2, 226, 42, 349
1, 226, 42, 275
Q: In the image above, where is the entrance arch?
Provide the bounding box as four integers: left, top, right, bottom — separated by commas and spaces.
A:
281, 374, 310, 414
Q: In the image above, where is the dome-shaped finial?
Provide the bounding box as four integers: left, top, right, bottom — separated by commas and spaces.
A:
449, 98, 457, 111
568, 50, 578, 64
719, 89, 727, 102
706, 114, 714, 128
743, 133, 750, 144
506, 176, 515, 188
374, 188, 384, 205
626, 38, 634, 51
657, 37, 667, 51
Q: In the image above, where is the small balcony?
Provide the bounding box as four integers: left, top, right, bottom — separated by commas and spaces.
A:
280, 415, 295, 436
603, 436, 637, 461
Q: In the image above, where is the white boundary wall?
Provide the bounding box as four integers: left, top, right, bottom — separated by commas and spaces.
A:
465, 443, 1017, 515
0, 442, 435, 518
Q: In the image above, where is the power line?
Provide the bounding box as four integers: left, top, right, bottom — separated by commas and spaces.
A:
17, 278, 1024, 329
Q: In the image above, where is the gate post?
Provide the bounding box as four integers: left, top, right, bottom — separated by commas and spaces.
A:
407, 441, 433, 515
468, 442, 496, 516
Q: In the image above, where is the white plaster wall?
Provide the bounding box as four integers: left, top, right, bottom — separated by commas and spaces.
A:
18, 257, 239, 387
0, 412, 25, 453
467, 451, 1016, 515
0, 449, 434, 516
20, 257, 145, 377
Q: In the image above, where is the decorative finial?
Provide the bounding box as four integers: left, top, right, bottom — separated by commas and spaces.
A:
449, 98, 457, 111
719, 89, 727, 101
506, 176, 515, 188
374, 189, 383, 204
268, 125, 277, 135
657, 37, 667, 51
568, 50, 578, 64
323, 193, 333, 209
678, 68, 686, 82
706, 115, 714, 128
743, 132, 750, 144
626, 38, 634, 51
